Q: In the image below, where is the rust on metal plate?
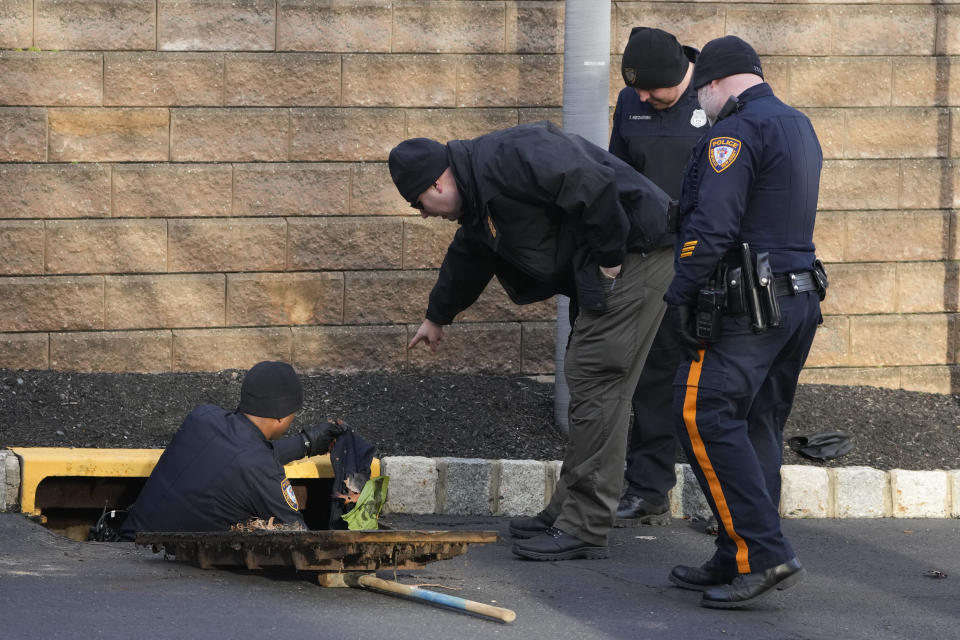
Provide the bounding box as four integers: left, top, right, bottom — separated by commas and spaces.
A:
135, 529, 498, 572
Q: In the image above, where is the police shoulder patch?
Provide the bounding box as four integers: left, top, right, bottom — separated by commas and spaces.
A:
281, 477, 298, 510
708, 137, 742, 173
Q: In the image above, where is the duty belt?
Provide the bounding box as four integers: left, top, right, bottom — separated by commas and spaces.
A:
773, 271, 818, 297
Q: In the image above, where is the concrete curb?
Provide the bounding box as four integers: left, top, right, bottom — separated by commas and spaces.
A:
382, 457, 960, 520
1, 449, 957, 519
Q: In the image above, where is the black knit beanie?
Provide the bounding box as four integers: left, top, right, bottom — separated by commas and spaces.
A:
621, 27, 689, 90
388, 138, 449, 206
237, 361, 304, 419
691, 35, 763, 89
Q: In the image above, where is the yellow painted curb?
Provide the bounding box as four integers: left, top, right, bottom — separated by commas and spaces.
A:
9, 447, 380, 516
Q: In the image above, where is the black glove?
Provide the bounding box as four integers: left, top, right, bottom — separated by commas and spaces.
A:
666, 304, 702, 362
302, 420, 349, 457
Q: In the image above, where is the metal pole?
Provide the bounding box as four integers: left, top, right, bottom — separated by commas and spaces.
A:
555, 0, 612, 432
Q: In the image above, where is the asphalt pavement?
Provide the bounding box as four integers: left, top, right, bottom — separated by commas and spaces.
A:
0, 513, 957, 639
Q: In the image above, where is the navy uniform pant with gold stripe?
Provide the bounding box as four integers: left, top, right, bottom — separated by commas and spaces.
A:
672, 291, 821, 576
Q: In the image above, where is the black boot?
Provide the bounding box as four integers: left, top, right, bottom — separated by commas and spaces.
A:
668, 563, 732, 591
701, 558, 805, 609
508, 511, 553, 538
615, 494, 669, 522
511, 527, 608, 561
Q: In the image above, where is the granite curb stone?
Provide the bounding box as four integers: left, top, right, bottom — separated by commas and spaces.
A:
0, 450, 19, 511
1, 449, 957, 520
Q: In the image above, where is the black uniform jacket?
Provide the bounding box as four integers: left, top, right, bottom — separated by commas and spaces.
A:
609, 46, 704, 200
425, 121, 672, 323
665, 83, 822, 306
120, 405, 305, 539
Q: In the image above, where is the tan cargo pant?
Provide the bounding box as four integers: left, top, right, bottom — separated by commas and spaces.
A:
545, 247, 673, 546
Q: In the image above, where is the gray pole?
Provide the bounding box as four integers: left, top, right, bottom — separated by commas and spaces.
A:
554, 0, 612, 432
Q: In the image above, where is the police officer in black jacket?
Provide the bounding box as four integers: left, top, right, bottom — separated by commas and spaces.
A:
663, 36, 825, 608
120, 361, 345, 538
389, 122, 675, 561
610, 27, 707, 524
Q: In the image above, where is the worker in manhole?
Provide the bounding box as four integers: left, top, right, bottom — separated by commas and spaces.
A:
119, 360, 346, 539
388, 119, 674, 561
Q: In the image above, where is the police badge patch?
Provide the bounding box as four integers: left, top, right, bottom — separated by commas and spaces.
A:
624, 67, 637, 85
281, 478, 299, 510
690, 109, 707, 128
708, 137, 742, 173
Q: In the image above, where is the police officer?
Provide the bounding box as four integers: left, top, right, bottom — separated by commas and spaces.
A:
610, 27, 707, 524
663, 36, 825, 608
120, 361, 345, 538
388, 122, 674, 561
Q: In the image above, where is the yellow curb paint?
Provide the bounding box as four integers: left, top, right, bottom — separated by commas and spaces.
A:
9, 447, 379, 516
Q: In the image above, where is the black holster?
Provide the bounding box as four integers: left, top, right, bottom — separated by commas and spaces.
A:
755, 252, 781, 328
813, 258, 829, 301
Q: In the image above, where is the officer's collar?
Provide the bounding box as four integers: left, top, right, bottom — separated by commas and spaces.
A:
737, 82, 773, 102
715, 82, 773, 122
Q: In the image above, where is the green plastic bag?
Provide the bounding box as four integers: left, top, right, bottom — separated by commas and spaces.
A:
341, 475, 389, 531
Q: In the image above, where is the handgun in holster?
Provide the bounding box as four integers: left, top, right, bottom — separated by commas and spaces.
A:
696, 264, 726, 342
755, 252, 781, 329
740, 243, 766, 333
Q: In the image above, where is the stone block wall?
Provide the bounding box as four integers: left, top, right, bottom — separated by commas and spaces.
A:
0, 1, 958, 393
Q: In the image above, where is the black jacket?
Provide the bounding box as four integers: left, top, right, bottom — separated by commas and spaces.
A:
425, 121, 672, 322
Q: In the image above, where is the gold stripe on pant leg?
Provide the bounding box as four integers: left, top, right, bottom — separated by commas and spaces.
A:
681, 349, 752, 574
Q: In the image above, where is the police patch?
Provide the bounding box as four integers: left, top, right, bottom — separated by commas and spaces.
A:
624, 67, 637, 85
281, 478, 298, 510
708, 137, 741, 173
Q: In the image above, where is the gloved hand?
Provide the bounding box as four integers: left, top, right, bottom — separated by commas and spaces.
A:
666, 304, 703, 362
302, 420, 349, 457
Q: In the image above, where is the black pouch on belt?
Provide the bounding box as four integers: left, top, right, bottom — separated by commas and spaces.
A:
813, 258, 829, 301
725, 266, 746, 314
755, 252, 781, 328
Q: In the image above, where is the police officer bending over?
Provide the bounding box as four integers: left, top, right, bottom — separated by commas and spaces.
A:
120, 361, 344, 539
663, 36, 827, 608
389, 122, 674, 561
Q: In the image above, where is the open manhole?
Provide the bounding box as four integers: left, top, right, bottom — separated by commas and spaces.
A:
9, 447, 510, 622
11, 447, 359, 541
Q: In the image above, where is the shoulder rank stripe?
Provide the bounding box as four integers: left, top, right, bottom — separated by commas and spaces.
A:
708, 137, 742, 173
680, 239, 698, 258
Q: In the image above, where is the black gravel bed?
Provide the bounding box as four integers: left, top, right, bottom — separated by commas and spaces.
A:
0, 369, 957, 471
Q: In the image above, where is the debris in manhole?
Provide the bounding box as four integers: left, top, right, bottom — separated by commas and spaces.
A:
231, 517, 305, 532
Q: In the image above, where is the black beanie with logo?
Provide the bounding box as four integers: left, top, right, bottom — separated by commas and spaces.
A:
621, 27, 689, 90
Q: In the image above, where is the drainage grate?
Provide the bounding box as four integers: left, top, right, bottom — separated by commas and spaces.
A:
135, 529, 498, 572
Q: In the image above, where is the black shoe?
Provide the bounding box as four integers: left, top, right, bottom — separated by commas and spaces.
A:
615, 494, 669, 520
668, 563, 732, 591
511, 527, 608, 561
700, 558, 806, 609
508, 512, 553, 538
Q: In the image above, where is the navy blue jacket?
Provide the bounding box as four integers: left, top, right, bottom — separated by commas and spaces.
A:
609, 46, 705, 200
120, 405, 305, 538
665, 83, 822, 306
